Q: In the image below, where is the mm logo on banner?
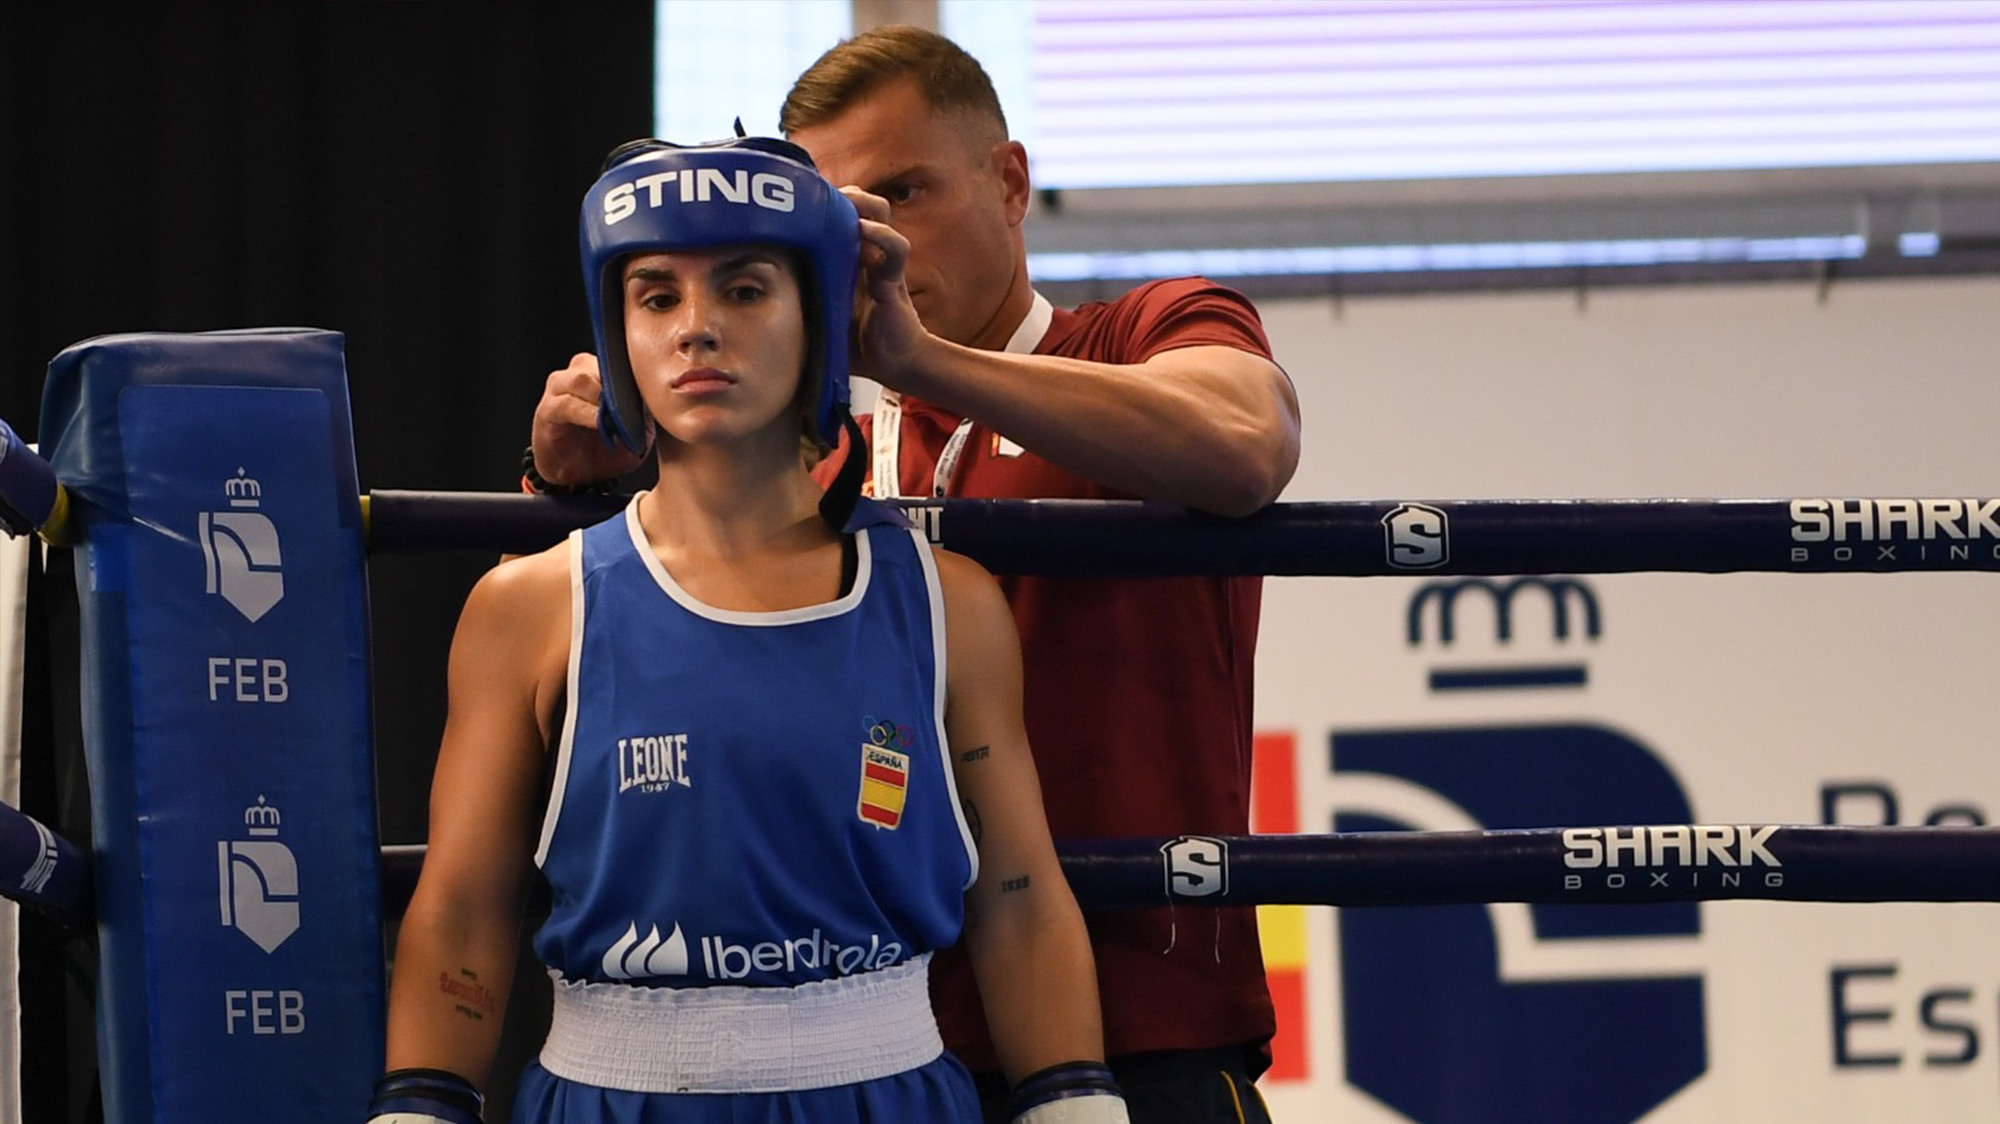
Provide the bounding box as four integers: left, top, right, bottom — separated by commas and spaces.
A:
1331, 724, 1706, 1124
1407, 576, 1602, 692
1407, 577, 1600, 646
1383, 503, 1449, 569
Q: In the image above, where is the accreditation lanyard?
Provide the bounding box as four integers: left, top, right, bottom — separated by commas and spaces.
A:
871, 291, 1053, 499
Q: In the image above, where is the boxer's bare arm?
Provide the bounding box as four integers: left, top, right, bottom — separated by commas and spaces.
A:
385, 549, 567, 1087
938, 549, 1106, 1083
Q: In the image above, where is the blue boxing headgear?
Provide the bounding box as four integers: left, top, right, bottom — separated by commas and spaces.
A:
580, 136, 860, 457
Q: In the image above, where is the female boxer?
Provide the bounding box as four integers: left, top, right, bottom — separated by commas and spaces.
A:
368, 137, 1126, 1124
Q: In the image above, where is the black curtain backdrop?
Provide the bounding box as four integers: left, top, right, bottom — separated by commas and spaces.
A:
1, 6, 655, 844
3, 11, 655, 1116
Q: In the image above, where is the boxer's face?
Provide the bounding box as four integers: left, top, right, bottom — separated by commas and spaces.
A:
792, 76, 1031, 351
622, 246, 810, 452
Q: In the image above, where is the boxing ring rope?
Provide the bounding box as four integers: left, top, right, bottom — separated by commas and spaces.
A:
15, 819, 2000, 935
14, 424, 2000, 574
372, 825, 2000, 923
9, 422, 2000, 931
363, 489, 2000, 574
280, 487, 2000, 927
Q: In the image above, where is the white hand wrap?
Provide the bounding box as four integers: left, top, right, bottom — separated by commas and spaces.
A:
1010, 1061, 1130, 1124
1014, 1094, 1132, 1124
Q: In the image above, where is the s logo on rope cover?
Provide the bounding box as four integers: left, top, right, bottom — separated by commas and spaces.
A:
1162, 835, 1229, 898
1383, 502, 1449, 570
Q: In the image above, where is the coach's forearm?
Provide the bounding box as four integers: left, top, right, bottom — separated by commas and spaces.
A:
882, 337, 1300, 516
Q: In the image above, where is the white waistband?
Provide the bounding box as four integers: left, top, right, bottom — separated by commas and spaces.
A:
539, 953, 942, 1094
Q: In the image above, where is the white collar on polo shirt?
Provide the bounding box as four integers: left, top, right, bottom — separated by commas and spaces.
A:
872, 289, 1051, 499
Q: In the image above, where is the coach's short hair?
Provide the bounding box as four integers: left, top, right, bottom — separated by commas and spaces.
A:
780, 24, 1007, 140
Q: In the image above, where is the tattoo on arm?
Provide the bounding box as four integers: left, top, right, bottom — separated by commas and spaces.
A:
959, 745, 990, 763
1000, 875, 1031, 893
438, 967, 498, 1022
963, 798, 983, 847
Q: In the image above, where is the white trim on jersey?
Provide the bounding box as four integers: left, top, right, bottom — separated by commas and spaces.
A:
912, 530, 979, 890
622, 496, 872, 626
535, 528, 590, 869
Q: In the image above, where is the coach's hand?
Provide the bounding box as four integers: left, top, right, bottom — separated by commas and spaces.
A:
530, 352, 646, 487
845, 187, 939, 393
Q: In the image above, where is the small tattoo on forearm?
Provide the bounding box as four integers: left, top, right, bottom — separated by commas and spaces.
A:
959, 745, 990, 763
439, 968, 497, 1021
1000, 875, 1030, 893
964, 799, 983, 846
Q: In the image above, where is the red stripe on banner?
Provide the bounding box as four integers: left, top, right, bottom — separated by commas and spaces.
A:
1252, 730, 1309, 1082
1266, 968, 1308, 1081
860, 804, 902, 828
1252, 730, 1299, 833
864, 762, 907, 788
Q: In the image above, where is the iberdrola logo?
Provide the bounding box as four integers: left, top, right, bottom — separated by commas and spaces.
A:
601, 922, 689, 979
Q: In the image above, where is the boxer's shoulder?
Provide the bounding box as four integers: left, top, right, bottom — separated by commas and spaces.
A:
475, 543, 568, 607
457, 548, 570, 674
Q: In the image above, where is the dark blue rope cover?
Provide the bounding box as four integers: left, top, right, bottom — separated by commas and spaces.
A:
363, 490, 2000, 576
373, 825, 2000, 921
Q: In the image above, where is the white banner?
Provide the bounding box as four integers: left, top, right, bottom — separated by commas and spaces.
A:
1251, 277, 2000, 1123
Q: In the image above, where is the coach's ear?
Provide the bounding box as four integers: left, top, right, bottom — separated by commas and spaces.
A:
990, 139, 1031, 229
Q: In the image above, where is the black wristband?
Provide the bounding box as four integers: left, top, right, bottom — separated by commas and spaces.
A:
1011, 1060, 1123, 1115
368, 1067, 483, 1122
520, 445, 614, 496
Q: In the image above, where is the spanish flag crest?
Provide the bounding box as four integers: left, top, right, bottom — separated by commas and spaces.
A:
858, 745, 910, 829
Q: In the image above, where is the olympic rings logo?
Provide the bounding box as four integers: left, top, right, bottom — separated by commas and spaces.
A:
862, 715, 914, 749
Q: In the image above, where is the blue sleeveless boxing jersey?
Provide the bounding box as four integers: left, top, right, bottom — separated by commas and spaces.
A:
534, 497, 977, 990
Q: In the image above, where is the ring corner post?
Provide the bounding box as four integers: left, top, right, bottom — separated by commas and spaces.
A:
36, 329, 384, 1124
